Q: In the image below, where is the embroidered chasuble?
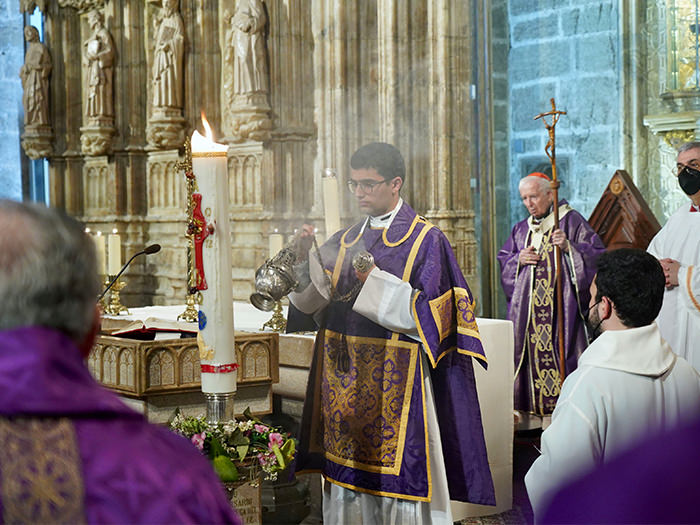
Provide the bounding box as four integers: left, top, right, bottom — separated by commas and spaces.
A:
498, 201, 605, 416
295, 203, 495, 505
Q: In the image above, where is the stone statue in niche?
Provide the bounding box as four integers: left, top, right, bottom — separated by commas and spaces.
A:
146, 0, 186, 149
19, 25, 53, 159
20, 26, 51, 127
221, 0, 272, 143
152, 0, 184, 110
230, 0, 269, 96
83, 10, 115, 121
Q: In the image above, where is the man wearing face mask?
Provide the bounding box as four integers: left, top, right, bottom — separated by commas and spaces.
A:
524, 249, 700, 521
647, 141, 700, 372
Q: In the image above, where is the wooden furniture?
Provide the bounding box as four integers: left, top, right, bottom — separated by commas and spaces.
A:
588, 170, 661, 250
89, 331, 279, 423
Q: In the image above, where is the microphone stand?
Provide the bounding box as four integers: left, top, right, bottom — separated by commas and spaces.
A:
98, 245, 161, 315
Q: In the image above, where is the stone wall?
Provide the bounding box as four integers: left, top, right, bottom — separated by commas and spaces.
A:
507, 0, 623, 228
0, 0, 23, 200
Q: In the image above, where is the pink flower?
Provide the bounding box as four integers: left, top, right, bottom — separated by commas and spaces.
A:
191, 431, 206, 451
254, 424, 269, 434
268, 432, 284, 450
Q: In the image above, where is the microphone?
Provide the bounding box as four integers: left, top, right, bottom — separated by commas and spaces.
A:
98, 244, 161, 301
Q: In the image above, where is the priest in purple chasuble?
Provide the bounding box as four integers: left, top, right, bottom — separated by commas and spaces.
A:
498, 173, 605, 417
289, 143, 494, 524
0, 200, 240, 525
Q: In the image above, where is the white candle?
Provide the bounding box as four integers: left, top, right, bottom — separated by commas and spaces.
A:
322, 168, 341, 237
107, 229, 121, 275
268, 229, 283, 258
94, 231, 106, 276
192, 124, 236, 394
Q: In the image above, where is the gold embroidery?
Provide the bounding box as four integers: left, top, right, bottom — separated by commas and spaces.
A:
0, 417, 86, 524
429, 289, 455, 343
687, 266, 700, 313
534, 368, 561, 398
319, 330, 420, 475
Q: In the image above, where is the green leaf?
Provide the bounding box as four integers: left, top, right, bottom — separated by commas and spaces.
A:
236, 444, 249, 461
271, 444, 285, 469
208, 436, 227, 459
280, 438, 296, 462
213, 455, 239, 482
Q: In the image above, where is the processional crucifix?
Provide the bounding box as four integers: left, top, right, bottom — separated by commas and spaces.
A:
534, 98, 567, 384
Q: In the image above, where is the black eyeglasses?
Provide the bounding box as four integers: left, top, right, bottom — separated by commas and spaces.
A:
347, 179, 391, 194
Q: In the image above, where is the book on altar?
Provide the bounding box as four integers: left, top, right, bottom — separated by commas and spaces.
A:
100, 305, 197, 338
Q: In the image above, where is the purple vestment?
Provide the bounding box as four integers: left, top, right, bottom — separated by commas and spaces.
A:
296, 203, 495, 505
497, 201, 604, 415
0, 326, 240, 524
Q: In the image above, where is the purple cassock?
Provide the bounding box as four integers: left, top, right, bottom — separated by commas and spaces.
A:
0, 326, 240, 525
295, 202, 495, 505
497, 201, 605, 416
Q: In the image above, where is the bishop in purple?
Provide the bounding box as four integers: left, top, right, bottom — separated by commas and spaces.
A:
498, 173, 605, 417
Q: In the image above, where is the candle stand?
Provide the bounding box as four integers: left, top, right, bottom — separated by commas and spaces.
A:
104, 276, 129, 316
262, 300, 286, 332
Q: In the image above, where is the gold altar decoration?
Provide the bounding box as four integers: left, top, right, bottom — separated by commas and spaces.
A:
534, 98, 567, 384
103, 276, 129, 315
667, 1, 700, 91
261, 301, 286, 332
176, 137, 200, 323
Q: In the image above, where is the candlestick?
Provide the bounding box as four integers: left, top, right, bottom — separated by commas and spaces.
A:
94, 231, 106, 276
322, 168, 341, 237
191, 122, 237, 399
268, 230, 283, 258
108, 229, 121, 275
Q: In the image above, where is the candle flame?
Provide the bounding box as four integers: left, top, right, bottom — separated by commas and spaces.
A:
112, 228, 118, 234
96, 231, 102, 237
191, 111, 228, 153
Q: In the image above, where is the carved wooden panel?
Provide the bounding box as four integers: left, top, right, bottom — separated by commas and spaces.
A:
91, 331, 279, 397
588, 170, 661, 250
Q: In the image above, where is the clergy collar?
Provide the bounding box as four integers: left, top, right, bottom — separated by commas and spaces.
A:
531, 204, 554, 225
359, 198, 404, 235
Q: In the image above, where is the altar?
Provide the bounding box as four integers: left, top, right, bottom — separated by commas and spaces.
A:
91, 304, 514, 518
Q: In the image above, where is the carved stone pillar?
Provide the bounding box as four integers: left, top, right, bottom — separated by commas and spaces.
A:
83, 155, 116, 216
423, 0, 478, 288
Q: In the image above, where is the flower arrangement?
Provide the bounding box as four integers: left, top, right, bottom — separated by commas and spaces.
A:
169, 408, 296, 483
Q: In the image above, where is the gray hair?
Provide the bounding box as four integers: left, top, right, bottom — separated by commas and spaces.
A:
677, 142, 700, 155
518, 175, 551, 194
0, 200, 99, 342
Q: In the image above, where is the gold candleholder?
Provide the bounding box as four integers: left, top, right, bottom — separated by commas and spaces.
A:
99, 275, 109, 312
177, 136, 201, 323
104, 276, 129, 316
261, 300, 286, 332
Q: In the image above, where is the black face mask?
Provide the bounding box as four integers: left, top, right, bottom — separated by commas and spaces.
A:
678, 165, 700, 196
585, 300, 603, 342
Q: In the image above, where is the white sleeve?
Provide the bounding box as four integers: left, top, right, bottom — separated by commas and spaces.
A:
352, 268, 421, 341
524, 384, 602, 520
288, 255, 331, 315
679, 265, 700, 319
